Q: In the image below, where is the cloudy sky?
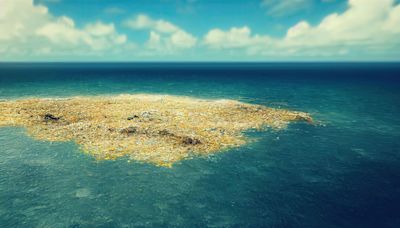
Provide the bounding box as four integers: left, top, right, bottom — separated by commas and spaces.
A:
1, 0, 400, 61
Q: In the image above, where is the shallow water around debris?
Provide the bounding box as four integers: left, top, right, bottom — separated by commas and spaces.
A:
1, 63, 400, 227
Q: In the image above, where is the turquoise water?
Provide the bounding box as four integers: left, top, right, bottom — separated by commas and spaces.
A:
1, 63, 400, 227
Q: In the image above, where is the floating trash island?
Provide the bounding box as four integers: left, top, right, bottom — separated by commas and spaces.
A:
0, 94, 312, 167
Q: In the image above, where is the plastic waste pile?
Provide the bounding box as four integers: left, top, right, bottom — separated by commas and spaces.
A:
0, 94, 312, 167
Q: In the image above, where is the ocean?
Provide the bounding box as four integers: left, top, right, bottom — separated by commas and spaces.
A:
0, 63, 399, 227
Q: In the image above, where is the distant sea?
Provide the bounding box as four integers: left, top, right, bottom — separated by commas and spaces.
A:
0, 63, 399, 227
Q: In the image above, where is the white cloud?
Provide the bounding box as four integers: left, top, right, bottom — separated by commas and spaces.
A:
261, 0, 313, 17
104, 7, 125, 15
261, 0, 338, 17
125, 14, 179, 34
205, 0, 400, 59
282, 0, 400, 47
1, 0, 399, 60
170, 30, 197, 48
204, 26, 271, 49
0, 0, 128, 58
124, 14, 197, 52
147, 31, 161, 48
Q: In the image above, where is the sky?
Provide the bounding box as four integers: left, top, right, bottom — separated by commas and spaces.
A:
0, 0, 400, 61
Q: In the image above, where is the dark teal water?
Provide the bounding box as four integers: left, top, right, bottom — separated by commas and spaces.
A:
0, 63, 400, 227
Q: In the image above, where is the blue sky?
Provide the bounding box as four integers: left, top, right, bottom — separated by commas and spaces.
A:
37, 0, 347, 38
1, 0, 400, 61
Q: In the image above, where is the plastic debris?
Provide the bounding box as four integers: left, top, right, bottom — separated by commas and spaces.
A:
0, 94, 313, 167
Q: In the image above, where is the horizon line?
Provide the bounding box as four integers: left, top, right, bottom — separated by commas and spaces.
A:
1, 61, 400, 64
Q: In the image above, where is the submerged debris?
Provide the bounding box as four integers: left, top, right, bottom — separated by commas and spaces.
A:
120, 126, 137, 135
181, 136, 201, 145
0, 94, 312, 167
127, 115, 139, 120
44, 113, 60, 121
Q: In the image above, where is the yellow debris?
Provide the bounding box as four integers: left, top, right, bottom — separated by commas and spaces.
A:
0, 94, 312, 167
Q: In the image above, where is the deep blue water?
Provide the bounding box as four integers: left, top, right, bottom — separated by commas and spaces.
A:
0, 63, 399, 227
